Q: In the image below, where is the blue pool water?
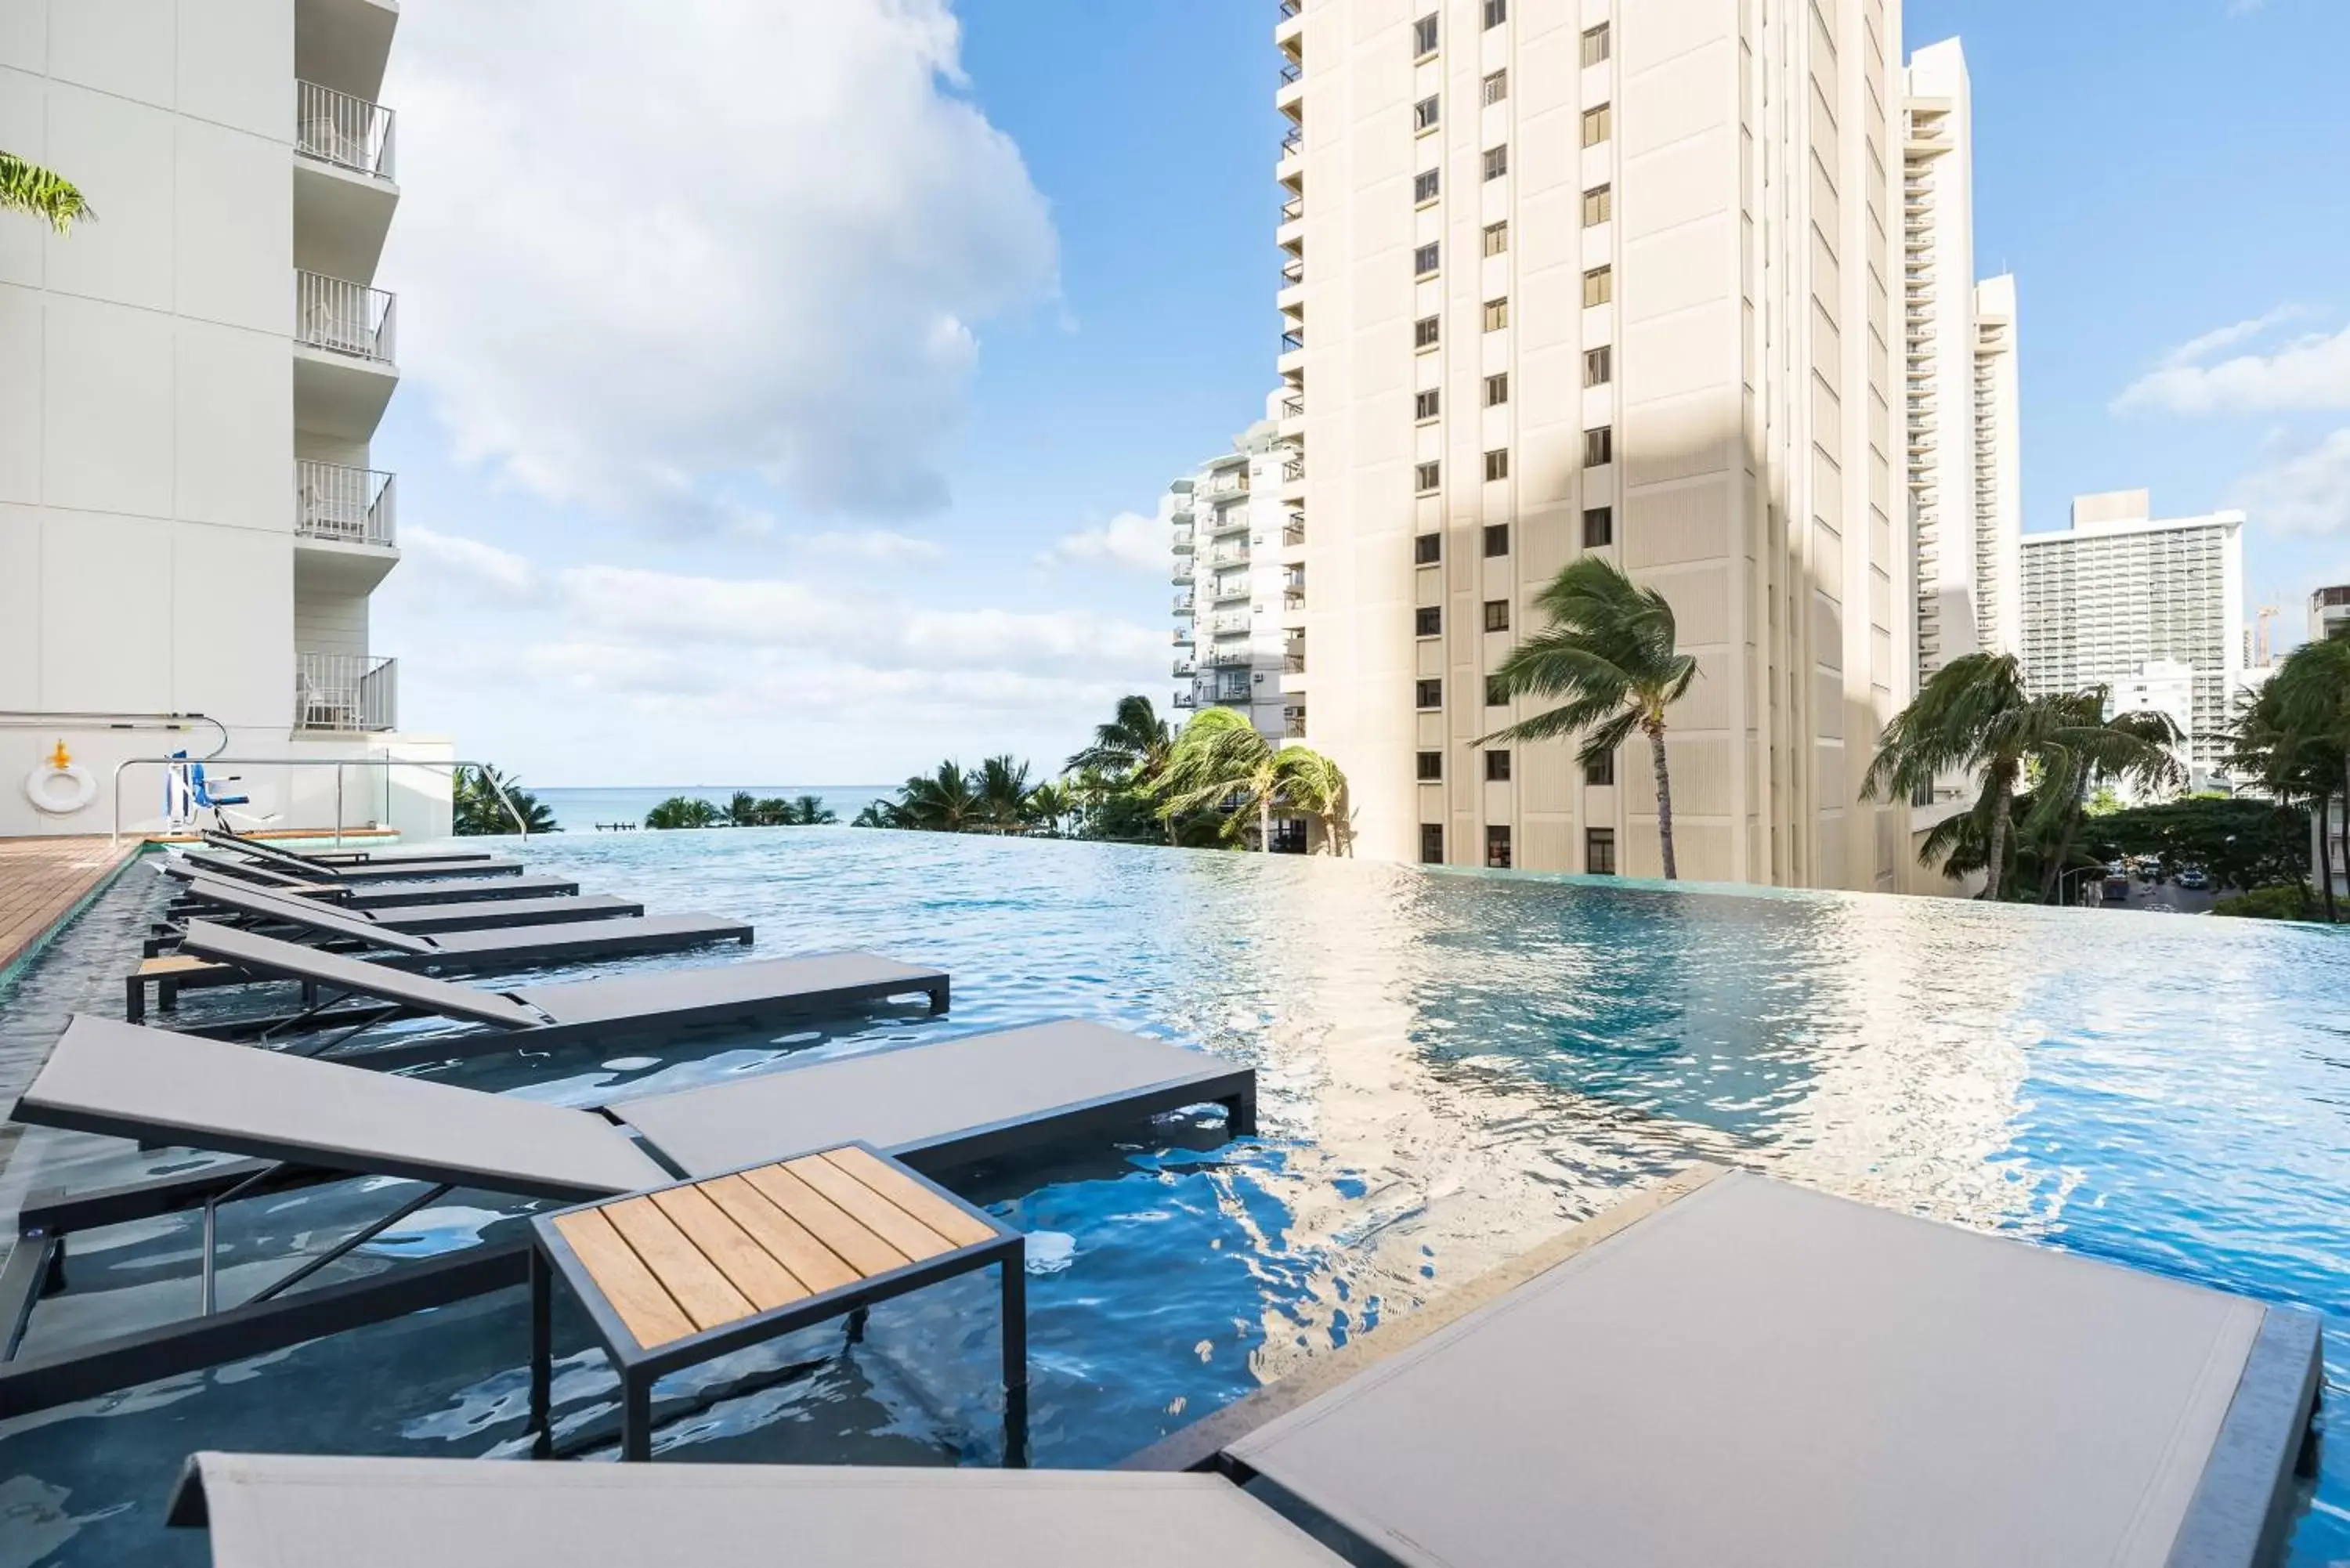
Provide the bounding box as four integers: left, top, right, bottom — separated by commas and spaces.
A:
0, 829, 2342, 1563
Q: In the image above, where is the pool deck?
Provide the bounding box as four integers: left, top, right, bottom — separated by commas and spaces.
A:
0, 836, 140, 986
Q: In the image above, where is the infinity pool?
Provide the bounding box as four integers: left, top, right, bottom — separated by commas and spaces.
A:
0, 830, 2341, 1563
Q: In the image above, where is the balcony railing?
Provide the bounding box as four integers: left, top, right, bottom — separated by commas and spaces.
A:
294, 461, 396, 547
1280, 392, 1303, 418
1211, 507, 1251, 535
1278, 59, 1301, 85
1213, 579, 1251, 604
1173, 658, 1195, 677
1173, 592, 1196, 613
1173, 691, 1198, 709
295, 652, 396, 732
1207, 544, 1250, 566
1280, 329, 1303, 354
295, 80, 396, 180
1173, 627, 1194, 645
1279, 0, 1300, 16
1281, 128, 1303, 157
1208, 612, 1251, 636
1282, 515, 1306, 547
1206, 645, 1255, 670
1280, 195, 1303, 223
1282, 456, 1305, 483
1285, 706, 1308, 738
1282, 258, 1304, 287
298, 271, 396, 363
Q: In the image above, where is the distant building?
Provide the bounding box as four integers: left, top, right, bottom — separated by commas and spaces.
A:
2106, 660, 2194, 798
2021, 492, 2243, 783
1170, 425, 1289, 743
2311, 585, 2350, 645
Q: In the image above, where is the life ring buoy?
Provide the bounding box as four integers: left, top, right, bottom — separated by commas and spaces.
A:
27, 762, 99, 815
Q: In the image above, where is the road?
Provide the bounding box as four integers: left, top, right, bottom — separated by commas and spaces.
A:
2099, 880, 2216, 916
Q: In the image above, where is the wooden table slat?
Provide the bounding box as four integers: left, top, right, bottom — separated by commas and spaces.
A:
820, 1146, 997, 1249
785, 1153, 953, 1263
139, 954, 222, 976
740, 1164, 908, 1279
649, 1185, 809, 1311
602, 1195, 755, 1333
549, 1210, 698, 1349
700, 1175, 860, 1295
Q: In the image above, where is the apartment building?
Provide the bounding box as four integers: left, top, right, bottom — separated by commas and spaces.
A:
2021, 491, 2244, 784
2310, 585, 2350, 645
1170, 423, 1297, 745
1901, 38, 2019, 682
1274, 0, 1913, 888
0, 0, 449, 839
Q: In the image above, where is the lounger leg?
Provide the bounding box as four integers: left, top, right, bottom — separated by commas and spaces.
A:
1000, 1242, 1028, 1469
528, 1250, 551, 1459
929, 980, 950, 1014
621, 1371, 652, 1462
1225, 1084, 1258, 1137
844, 1305, 869, 1345
125, 976, 146, 1024
159, 979, 180, 1014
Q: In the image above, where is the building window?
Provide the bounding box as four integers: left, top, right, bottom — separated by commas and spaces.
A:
1585, 345, 1613, 386
1483, 522, 1509, 557
1583, 266, 1613, 307
1583, 184, 1613, 226
1583, 505, 1614, 547
1415, 314, 1441, 349
1414, 243, 1441, 276
1484, 749, 1512, 781
1482, 221, 1509, 256
1485, 674, 1509, 706
1485, 825, 1513, 869
1415, 388, 1441, 421
1582, 103, 1611, 147
1582, 23, 1611, 67
1415, 678, 1443, 710
1483, 145, 1509, 181
1482, 69, 1508, 105
1484, 373, 1509, 406
1484, 297, 1509, 331
1416, 171, 1441, 206
1415, 605, 1441, 637
1415, 532, 1441, 565
1415, 96, 1440, 132
1417, 750, 1444, 781
1585, 751, 1614, 786
1412, 13, 1438, 56
1415, 461, 1441, 493
1484, 0, 1507, 27
1585, 826, 1617, 875
1420, 823, 1446, 863
1484, 448, 1509, 482
1584, 425, 1614, 465
1483, 599, 1509, 632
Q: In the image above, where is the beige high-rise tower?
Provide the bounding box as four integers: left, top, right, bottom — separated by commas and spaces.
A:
1275, 0, 1912, 888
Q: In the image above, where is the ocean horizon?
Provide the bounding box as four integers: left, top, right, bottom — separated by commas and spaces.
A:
526, 784, 893, 832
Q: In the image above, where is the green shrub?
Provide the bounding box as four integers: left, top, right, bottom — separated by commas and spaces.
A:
2210, 885, 2323, 922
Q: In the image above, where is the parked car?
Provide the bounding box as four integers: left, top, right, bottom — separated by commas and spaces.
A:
2102, 874, 2131, 901
2176, 867, 2209, 891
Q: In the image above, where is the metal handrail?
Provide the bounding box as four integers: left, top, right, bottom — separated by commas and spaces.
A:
1278, 60, 1300, 85
110, 754, 528, 847
296, 271, 396, 363
0, 710, 230, 757
295, 461, 396, 547
295, 81, 395, 180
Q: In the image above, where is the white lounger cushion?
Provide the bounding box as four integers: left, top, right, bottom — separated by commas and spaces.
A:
179, 1454, 1346, 1567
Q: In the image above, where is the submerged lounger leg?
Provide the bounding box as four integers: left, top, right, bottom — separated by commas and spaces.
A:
1001, 1238, 1029, 1469
529, 1250, 552, 1461
621, 1369, 653, 1463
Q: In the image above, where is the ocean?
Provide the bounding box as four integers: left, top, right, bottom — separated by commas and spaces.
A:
526, 785, 892, 833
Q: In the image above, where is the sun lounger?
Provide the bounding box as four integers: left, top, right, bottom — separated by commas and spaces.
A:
165, 850, 583, 907
201, 833, 525, 883
0, 1013, 1256, 1417
162, 1158, 2324, 1568
204, 828, 500, 870
173, 869, 640, 935
148, 921, 945, 1062
168, 1458, 1347, 1568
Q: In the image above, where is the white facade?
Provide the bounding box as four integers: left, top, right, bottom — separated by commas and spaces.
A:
1901, 39, 2019, 685
1170, 425, 1294, 742
0, 0, 450, 840
2020, 491, 2244, 782
2106, 658, 2193, 797
1275, 0, 1913, 888
2310, 585, 2350, 645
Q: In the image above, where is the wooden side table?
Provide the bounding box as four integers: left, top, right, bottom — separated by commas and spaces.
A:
528, 1140, 1026, 1463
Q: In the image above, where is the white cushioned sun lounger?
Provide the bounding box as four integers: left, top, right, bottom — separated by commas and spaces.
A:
201, 833, 524, 883
165, 851, 584, 907
176, 871, 642, 934
168, 1458, 1347, 1568
168, 921, 946, 1060
204, 829, 501, 870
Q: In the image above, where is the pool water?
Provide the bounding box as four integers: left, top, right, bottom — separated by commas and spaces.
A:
0, 829, 2342, 1564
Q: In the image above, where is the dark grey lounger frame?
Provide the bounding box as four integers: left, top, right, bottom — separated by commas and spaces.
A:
164, 853, 587, 907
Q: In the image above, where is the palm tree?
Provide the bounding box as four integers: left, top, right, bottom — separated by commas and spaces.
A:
1864, 654, 2041, 900
1, 152, 94, 232
787, 793, 838, 826
896, 761, 983, 832
1476, 557, 1698, 878
1066, 695, 1173, 780
2228, 682, 2337, 922
1149, 707, 1350, 854
851, 799, 907, 829
1025, 780, 1076, 838
2271, 638, 2350, 919
973, 754, 1036, 833
644, 796, 721, 829
2029, 694, 2185, 903
451, 763, 559, 836
725, 790, 762, 827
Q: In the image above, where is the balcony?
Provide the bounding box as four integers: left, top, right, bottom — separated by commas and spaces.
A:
1173, 658, 1196, 677
1285, 635, 1306, 674
293, 81, 397, 285
1173, 591, 1196, 614
297, 80, 396, 179
1206, 544, 1250, 567
1207, 612, 1251, 636
295, 461, 396, 547
1172, 559, 1195, 584
1173, 626, 1194, 646
1173, 691, 1198, 710
1206, 645, 1254, 669
1212, 579, 1251, 605
1278, 59, 1301, 86
1282, 513, 1306, 548
1284, 706, 1308, 739
294, 652, 396, 732
1211, 506, 1251, 536
1173, 527, 1195, 553
295, 271, 399, 441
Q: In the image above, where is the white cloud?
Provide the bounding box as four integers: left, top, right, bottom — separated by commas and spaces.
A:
2114, 314, 2350, 416
1037, 511, 1168, 572
2232, 428, 2350, 534
397, 526, 539, 598
798, 529, 947, 566
384, 1, 1057, 530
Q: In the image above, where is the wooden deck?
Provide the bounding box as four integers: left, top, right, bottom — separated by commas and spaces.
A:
550, 1147, 996, 1350
0, 835, 140, 981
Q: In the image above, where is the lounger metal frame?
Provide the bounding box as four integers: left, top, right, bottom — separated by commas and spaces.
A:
0, 1031, 1254, 1420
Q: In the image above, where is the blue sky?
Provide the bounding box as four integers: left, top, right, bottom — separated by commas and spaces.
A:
373, 0, 2350, 786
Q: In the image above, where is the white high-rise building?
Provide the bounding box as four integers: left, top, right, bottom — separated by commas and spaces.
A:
2021, 491, 2244, 783
1274, 0, 1913, 889
2309, 585, 2350, 645
0, 2, 449, 840
1902, 39, 2020, 683
1170, 424, 1294, 747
